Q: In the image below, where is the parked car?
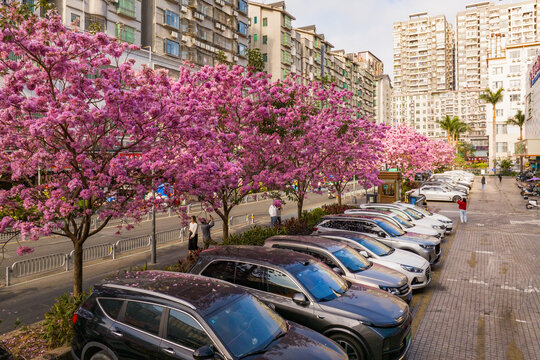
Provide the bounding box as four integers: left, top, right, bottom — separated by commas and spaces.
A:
190, 246, 412, 360
313, 214, 441, 264
421, 181, 470, 194
408, 186, 467, 202
344, 208, 444, 238
430, 174, 472, 188
393, 202, 453, 232
353, 204, 448, 235
263, 235, 412, 302
319, 231, 432, 290
71, 271, 347, 360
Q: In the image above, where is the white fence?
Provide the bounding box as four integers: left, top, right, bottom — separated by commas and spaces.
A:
4, 227, 188, 286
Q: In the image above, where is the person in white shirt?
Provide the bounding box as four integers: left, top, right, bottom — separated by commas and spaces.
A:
269, 203, 278, 226
188, 216, 199, 255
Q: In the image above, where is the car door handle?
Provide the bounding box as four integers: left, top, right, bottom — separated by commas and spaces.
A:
111, 330, 123, 337
162, 348, 175, 355
317, 314, 325, 319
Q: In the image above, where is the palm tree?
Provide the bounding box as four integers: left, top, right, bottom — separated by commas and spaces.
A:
506, 109, 526, 172
452, 121, 470, 144
479, 88, 504, 172
437, 115, 456, 144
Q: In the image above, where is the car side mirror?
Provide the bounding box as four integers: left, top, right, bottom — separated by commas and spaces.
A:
377, 231, 386, 238
332, 266, 344, 275
359, 250, 369, 258
193, 345, 216, 360
292, 293, 310, 306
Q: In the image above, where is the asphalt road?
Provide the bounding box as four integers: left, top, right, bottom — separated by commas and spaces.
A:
0, 191, 360, 334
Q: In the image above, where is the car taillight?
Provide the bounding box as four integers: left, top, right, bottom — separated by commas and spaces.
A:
313, 227, 318, 231
72, 313, 78, 324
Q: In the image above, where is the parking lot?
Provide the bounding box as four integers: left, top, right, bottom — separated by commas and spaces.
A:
408, 176, 540, 360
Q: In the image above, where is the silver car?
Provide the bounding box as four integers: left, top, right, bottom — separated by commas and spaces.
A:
313, 215, 441, 264
408, 185, 467, 202
393, 202, 453, 233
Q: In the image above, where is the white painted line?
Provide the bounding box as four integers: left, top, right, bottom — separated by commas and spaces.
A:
476, 251, 493, 255
516, 319, 527, 323
501, 285, 521, 292
446, 278, 459, 282
469, 279, 489, 286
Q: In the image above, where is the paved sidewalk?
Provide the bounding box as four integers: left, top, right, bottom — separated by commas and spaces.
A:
409, 176, 540, 359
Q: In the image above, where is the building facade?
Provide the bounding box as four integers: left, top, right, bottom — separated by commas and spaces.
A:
523, 52, 540, 171
393, 12, 455, 95
358, 51, 384, 77
374, 75, 392, 124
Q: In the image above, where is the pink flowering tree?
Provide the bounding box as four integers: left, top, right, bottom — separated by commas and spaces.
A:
324, 118, 387, 205
430, 139, 456, 170
0, 5, 183, 295
164, 65, 285, 239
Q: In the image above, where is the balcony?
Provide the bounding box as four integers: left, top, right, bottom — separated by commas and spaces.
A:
116, 0, 136, 18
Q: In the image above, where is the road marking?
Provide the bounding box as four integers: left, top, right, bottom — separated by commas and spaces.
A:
510, 219, 540, 226
476, 251, 493, 255
469, 279, 489, 286
515, 319, 527, 323
446, 278, 459, 282
467, 252, 478, 268
505, 340, 525, 360
476, 315, 486, 360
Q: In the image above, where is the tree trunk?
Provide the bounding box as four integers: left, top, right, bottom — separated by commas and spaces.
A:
491, 105, 497, 173
297, 196, 304, 220
337, 194, 342, 206
73, 239, 83, 297
216, 208, 230, 241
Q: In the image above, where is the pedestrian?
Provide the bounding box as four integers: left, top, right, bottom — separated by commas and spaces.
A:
188, 216, 198, 256
269, 202, 278, 227
498, 174, 502, 183
276, 200, 282, 226
481, 175, 486, 190
200, 215, 217, 249
457, 198, 467, 224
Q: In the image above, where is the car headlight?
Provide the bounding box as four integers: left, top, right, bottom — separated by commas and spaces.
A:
419, 244, 435, 250
379, 285, 400, 295
401, 264, 423, 273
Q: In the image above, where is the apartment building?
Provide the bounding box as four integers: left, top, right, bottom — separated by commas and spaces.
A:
456, 0, 540, 90
358, 51, 384, 77
393, 12, 455, 94
375, 75, 392, 124
486, 43, 540, 161
295, 25, 333, 82
523, 51, 540, 171
248, 1, 298, 81
142, 0, 249, 70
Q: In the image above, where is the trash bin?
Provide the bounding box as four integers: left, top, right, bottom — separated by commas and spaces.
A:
409, 196, 418, 205
366, 193, 378, 203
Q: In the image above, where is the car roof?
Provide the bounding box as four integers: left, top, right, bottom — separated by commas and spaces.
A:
348, 209, 394, 215
318, 230, 377, 241
265, 235, 347, 253
198, 245, 317, 269
322, 214, 390, 222
97, 271, 246, 315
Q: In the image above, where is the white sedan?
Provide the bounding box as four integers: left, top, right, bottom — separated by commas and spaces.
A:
408, 186, 467, 202
321, 233, 432, 289
394, 202, 453, 232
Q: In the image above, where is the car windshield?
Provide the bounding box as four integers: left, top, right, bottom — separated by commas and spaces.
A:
292, 262, 348, 302
403, 208, 423, 220
376, 220, 406, 236
391, 215, 414, 228
206, 295, 286, 359
347, 236, 393, 256
332, 247, 371, 273
412, 205, 433, 216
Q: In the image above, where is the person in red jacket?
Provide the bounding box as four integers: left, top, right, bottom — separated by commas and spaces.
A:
457, 198, 467, 223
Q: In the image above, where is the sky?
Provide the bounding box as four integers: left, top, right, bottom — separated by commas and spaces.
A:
263, 0, 524, 80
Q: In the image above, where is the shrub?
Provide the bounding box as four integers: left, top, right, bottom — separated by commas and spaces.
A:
283, 217, 312, 235
163, 252, 201, 273
302, 207, 325, 228
320, 203, 353, 215
41, 291, 89, 347
223, 226, 287, 246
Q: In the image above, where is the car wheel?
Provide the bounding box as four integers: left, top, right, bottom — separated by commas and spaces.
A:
89, 350, 113, 360
330, 333, 366, 360
452, 195, 461, 202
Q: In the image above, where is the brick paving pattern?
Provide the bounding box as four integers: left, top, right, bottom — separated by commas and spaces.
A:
408, 176, 540, 360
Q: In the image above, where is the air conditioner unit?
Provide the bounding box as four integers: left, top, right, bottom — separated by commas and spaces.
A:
171, 31, 179, 38
234, 56, 239, 62
181, 6, 187, 13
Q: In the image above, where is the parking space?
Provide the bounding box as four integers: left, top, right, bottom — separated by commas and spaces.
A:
408, 176, 540, 360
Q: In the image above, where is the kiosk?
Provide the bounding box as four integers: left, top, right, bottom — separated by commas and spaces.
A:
378, 171, 402, 203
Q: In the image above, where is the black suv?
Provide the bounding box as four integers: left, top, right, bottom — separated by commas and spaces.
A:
190, 246, 412, 360
71, 271, 347, 360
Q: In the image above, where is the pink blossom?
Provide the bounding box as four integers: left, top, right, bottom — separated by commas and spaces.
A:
16, 246, 34, 256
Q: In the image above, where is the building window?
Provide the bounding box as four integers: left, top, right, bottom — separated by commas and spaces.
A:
85, 14, 106, 32
165, 39, 179, 57
510, 79, 521, 88
238, 0, 247, 13
496, 124, 508, 134
282, 14, 291, 29
262, 35, 267, 44
253, 34, 257, 42
263, 53, 267, 62
493, 66, 503, 75
509, 65, 520, 73
509, 50, 520, 59
496, 142, 508, 153
528, 48, 537, 57
116, 23, 135, 43
510, 94, 520, 102
165, 10, 179, 28
117, 0, 136, 18
495, 109, 504, 117
281, 50, 290, 64
70, 13, 80, 27
253, 16, 257, 24
492, 81, 503, 89
281, 68, 290, 80
262, 18, 268, 27
237, 21, 248, 36
237, 43, 248, 56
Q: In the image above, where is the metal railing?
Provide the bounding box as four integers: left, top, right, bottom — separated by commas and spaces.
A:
4, 227, 187, 286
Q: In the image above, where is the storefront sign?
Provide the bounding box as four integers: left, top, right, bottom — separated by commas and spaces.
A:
529, 55, 540, 87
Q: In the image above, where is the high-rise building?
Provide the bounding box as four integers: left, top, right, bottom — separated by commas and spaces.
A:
295, 25, 334, 82
375, 75, 392, 124
393, 12, 455, 95
522, 51, 540, 171
456, 0, 540, 90
358, 51, 384, 77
